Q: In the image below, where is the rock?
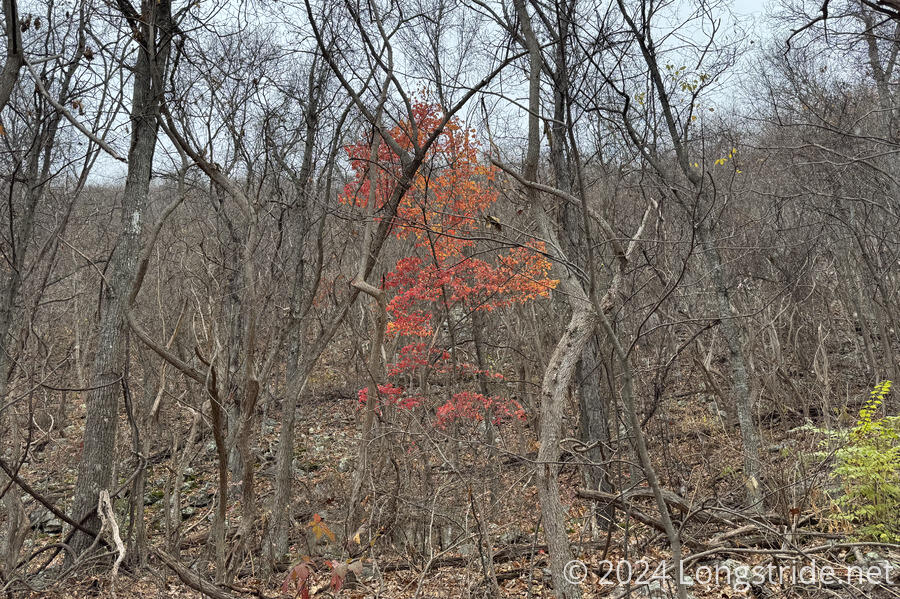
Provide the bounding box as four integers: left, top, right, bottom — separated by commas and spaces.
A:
30, 509, 62, 533
345, 559, 376, 584
190, 490, 214, 507
706, 402, 726, 419
640, 580, 670, 598
261, 418, 278, 435
865, 551, 882, 562
766, 442, 790, 453
144, 488, 164, 506
498, 527, 528, 545
295, 461, 319, 475
43, 518, 63, 534
719, 558, 748, 572
621, 580, 696, 599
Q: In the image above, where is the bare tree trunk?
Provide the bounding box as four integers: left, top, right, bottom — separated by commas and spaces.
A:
543, 5, 613, 529
511, 1, 584, 595
0, 0, 24, 113
265, 71, 328, 567
70, 0, 172, 556
697, 225, 763, 511
347, 115, 390, 532
576, 336, 613, 525
0, 378, 28, 576
472, 309, 499, 506
536, 307, 594, 599
611, 0, 764, 513
347, 285, 387, 532
1, 38, 85, 567
267, 352, 311, 566
595, 307, 689, 599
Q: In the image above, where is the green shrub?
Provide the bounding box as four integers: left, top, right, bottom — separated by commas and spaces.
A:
825, 381, 900, 542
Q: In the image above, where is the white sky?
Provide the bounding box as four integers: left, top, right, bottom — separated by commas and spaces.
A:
733, 0, 769, 15
74, 0, 778, 185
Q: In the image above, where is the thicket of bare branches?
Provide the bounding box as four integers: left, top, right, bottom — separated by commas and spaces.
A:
1, 0, 899, 597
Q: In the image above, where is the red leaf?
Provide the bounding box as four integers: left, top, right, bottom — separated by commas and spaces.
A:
281, 562, 313, 597
330, 572, 344, 592
329, 561, 348, 592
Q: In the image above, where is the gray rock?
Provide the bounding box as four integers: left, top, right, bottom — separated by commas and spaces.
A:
346, 560, 376, 583
42, 517, 63, 534
190, 491, 213, 507
719, 558, 748, 572
865, 551, 882, 562
766, 442, 790, 453
706, 402, 726, 419
498, 527, 528, 545
628, 580, 697, 599
641, 580, 669, 598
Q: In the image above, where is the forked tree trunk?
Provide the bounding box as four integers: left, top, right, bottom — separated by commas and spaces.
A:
347, 120, 390, 532
511, 1, 584, 595
265, 77, 324, 567
535, 306, 594, 599
69, 0, 172, 556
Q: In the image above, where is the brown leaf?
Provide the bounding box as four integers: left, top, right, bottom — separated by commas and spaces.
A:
348, 560, 363, 578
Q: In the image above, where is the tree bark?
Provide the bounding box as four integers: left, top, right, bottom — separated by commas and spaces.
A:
536, 307, 594, 599
697, 225, 763, 511
511, 1, 585, 595
70, 0, 173, 556
0, 0, 23, 113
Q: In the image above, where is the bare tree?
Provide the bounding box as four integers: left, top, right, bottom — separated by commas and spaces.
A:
70, 0, 174, 556
0, 0, 23, 112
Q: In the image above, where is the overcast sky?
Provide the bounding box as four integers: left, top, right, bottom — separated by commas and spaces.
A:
82, 0, 778, 187
734, 0, 768, 14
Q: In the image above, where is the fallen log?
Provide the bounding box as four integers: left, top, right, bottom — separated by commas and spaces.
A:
379, 540, 603, 572
575, 488, 709, 549
153, 548, 245, 599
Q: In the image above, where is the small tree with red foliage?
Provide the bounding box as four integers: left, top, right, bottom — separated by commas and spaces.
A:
342, 98, 556, 428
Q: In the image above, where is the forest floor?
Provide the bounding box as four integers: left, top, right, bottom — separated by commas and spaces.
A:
10, 383, 900, 599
